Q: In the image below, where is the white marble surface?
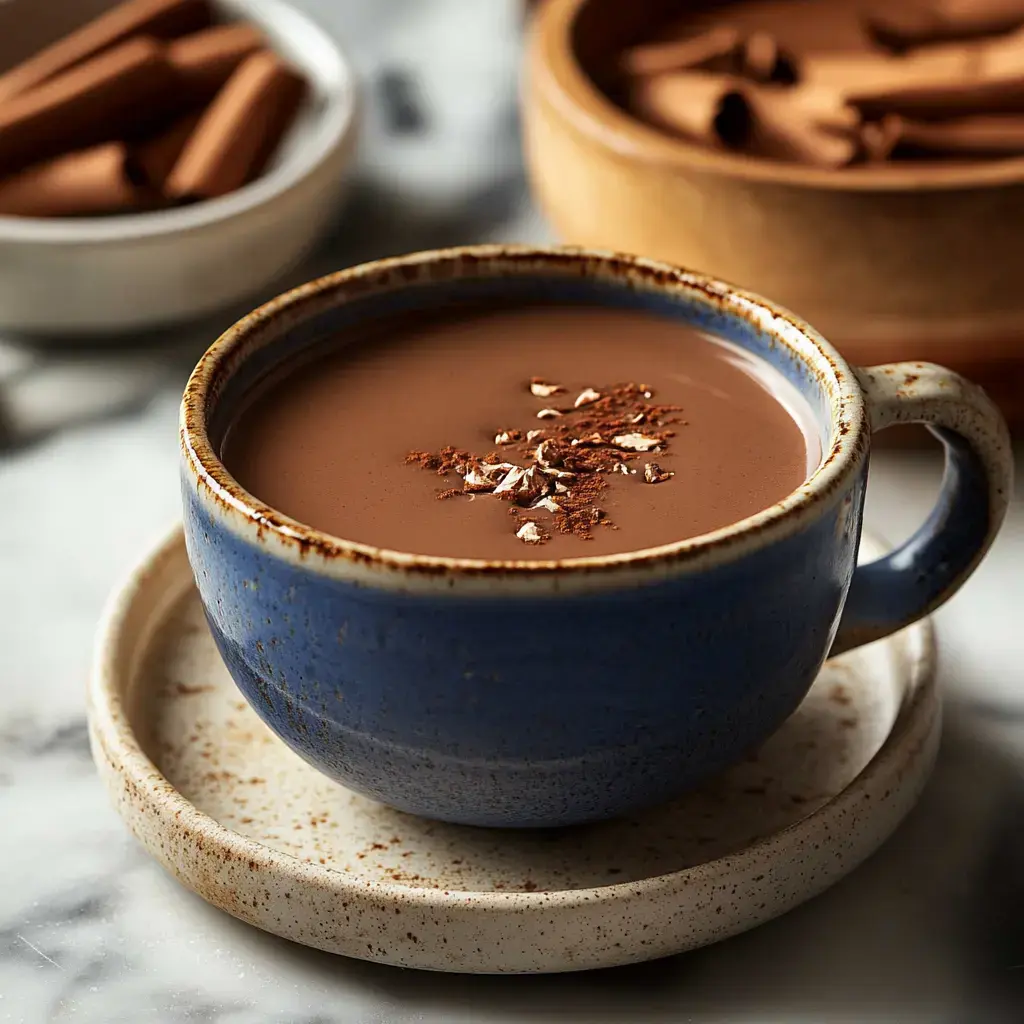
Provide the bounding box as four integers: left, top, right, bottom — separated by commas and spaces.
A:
2, 1, 1024, 1021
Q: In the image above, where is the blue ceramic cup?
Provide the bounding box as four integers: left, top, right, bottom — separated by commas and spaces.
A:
180, 246, 1012, 828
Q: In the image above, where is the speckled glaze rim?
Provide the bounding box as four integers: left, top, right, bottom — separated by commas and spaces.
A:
531, 0, 1024, 192
89, 527, 939, 970
181, 244, 866, 595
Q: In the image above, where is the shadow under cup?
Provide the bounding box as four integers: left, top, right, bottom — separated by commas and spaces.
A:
182, 257, 860, 829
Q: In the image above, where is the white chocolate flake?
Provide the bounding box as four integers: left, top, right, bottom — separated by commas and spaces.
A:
494, 465, 550, 505
535, 439, 561, 467
612, 433, 661, 452
464, 462, 516, 492
531, 496, 562, 513
516, 521, 545, 544
574, 387, 601, 408
644, 462, 674, 484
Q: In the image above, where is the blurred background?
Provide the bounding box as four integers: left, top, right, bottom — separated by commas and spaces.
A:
1, 0, 1023, 1021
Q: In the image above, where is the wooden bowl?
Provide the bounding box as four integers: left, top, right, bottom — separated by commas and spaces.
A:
523, 0, 1024, 426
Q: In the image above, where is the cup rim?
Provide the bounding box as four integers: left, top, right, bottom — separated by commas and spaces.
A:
180, 244, 867, 594
531, 0, 1024, 194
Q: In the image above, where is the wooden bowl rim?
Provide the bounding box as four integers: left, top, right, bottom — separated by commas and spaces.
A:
531, 0, 1024, 193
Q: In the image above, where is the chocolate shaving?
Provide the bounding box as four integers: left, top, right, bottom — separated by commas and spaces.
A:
406, 447, 472, 475
644, 462, 674, 484
464, 462, 515, 492
493, 465, 551, 505
406, 380, 682, 544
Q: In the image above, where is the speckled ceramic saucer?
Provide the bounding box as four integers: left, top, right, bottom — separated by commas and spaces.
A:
88, 527, 939, 974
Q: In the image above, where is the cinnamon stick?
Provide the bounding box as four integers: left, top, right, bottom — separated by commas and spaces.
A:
165, 50, 306, 200
885, 112, 1024, 155
168, 22, 265, 103
866, 0, 1024, 52
978, 25, 1024, 75
850, 69, 1024, 119
620, 26, 795, 84
629, 72, 856, 167
741, 32, 798, 85
800, 46, 983, 94
619, 26, 742, 78
0, 0, 210, 101
0, 37, 178, 178
0, 143, 153, 217
757, 83, 861, 134
627, 71, 749, 148
860, 116, 904, 161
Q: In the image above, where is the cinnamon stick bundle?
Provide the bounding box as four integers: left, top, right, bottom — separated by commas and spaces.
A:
618, 2, 1024, 166
0, 37, 178, 178
628, 72, 859, 167
0, 0, 210, 101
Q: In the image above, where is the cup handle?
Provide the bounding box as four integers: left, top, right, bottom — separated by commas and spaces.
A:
830, 362, 1013, 657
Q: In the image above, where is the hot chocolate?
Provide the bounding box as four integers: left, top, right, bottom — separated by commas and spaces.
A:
222, 305, 819, 560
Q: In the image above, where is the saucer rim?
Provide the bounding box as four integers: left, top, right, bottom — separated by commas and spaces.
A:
88, 525, 940, 973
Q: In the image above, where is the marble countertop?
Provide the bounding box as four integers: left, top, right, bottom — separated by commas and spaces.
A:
2, 1, 1024, 1020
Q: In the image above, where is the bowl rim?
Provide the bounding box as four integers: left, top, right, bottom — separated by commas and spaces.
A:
0, 0, 358, 243
179, 244, 868, 595
531, 0, 1024, 193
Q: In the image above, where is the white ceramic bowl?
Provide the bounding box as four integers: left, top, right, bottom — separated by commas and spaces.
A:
0, 0, 359, 334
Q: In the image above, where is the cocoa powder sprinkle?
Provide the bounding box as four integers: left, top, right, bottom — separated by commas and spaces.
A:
406, 380, 682, 544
